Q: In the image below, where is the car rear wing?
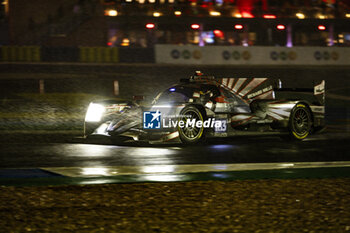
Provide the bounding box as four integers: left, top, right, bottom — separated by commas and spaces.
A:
314, 80, 325, 105
273, 80, 325, 106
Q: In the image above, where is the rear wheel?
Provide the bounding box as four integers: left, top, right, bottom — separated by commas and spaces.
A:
178, 105, 206, 144
288, 104, 312, 140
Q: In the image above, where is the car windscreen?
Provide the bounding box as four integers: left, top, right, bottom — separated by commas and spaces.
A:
154, 90, 190, 104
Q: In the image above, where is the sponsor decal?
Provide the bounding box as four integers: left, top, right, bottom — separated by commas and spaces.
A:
221, 51, 250, 60
270, 51, 279, 60
242, 51, 251, 60
193, 50, 202, 59
171, 49, 180, 59
247, 85, 273, 99
233, 51, 241, 60
143, 110, 161, 129
288, 51, 297, 60
270, 51, 297, 61
143, 111, 222, 129
331, 51, 339, 60
314, 51, 338, 61
182, 50, 191, 59
314, 51, 322, 60
222, 51, 230, 60
323, 51, 330, 60
314, 80, 325, 95
170, 50, 202, 60
280, 51, 287, 60
310, 106, 325, 113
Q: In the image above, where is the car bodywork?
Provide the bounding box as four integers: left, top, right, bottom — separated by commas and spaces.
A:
84, 73, 325, 144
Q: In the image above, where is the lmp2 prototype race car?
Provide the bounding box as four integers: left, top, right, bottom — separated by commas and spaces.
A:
84, 71, 325, 144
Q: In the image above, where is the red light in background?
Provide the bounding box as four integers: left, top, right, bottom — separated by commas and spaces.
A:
318, 25, 326, 30
213, 30, 224, 38
234, 24, 243, 30
107, 42, 112, 46
263, 14, 276, 19
276, 24, 285, 30
242, 11, 254, 18
191, 24, 200, 29
146, 23, 155, 29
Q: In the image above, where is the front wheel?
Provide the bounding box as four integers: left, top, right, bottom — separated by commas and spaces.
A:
178, 105, 206, 144
288, 104, 312, 140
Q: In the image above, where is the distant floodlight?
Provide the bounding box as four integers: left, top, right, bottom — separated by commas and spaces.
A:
210, 11, 221, 16
174, 11, 182, 16
318, 25, 326, 31
276, 24, 285, 30
296, 13, 305, 19
213, 30, 224, 37
153, 12, 161, 17
146, 23, 155, 29
107, 10, 118, 17
263, 14, 276, 19
234, 24, 243, 30
191, 24, 200, 29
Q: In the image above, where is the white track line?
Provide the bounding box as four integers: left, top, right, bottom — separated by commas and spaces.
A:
42, 161, 350, 178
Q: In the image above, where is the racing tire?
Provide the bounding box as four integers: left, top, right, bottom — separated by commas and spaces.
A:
178, 105, 207, 145
287, 104, 312, 140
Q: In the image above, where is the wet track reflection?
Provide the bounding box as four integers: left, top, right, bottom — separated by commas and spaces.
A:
0, 133, 350, 169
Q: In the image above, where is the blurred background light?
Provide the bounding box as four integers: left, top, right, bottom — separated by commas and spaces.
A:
276, 24, 285, 30
263, 14, 276, 19
146, 23, 155, 29
153, 12, 161, 17
296, 13, 305, 19
318, 25, 326, 31
174, 11, 182, 16
121, 38, 130, 46
242, 12, 254, 18
210, 11, 221, 17
234, 24, 243, 30
213, 30, 224, 38
191, 24, 200, 29
106, 9, 118, 16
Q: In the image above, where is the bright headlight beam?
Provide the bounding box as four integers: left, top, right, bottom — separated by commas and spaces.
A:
85, 103, 105, 122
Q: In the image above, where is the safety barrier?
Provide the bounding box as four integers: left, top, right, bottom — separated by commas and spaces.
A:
1, 45, 350, 65
155, 45, 350, 65
80, 47, 119, 63
0, 46, 41, 62
119, 47, 155, 63
41, 47, 80, 62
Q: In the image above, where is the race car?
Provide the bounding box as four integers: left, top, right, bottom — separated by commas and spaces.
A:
84, 71, 325, 144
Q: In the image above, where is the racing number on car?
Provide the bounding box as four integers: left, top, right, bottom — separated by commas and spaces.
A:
215, 119, 227, 133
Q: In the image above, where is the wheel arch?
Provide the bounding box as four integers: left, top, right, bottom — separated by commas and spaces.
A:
188, 104, 207, 118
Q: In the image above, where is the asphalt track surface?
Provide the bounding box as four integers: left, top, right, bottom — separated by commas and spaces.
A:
0, 132, 349, 177
0, 133, 348, 168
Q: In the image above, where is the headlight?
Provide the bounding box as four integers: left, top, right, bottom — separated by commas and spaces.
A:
85, 103, 105, 122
